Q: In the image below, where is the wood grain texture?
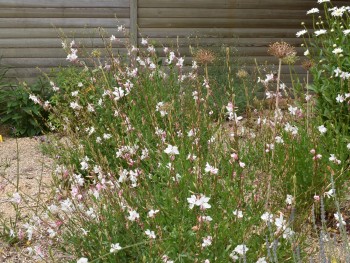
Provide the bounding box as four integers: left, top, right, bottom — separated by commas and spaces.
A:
0, 0, 129, 8
139, 0, 349, 9
0, 8, 129, 18
1, 0, 331, 81
0, 18, 129, 28
139, 28, 308, 38
130, 0, 138, 47
139, 8, 310, 19
139, 18, 303, 28
0, 38, 128, 48
0, 28, 128, 38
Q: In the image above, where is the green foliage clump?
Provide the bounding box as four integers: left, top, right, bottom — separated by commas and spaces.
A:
301, 2, 350, 135
0, 78, 51, 137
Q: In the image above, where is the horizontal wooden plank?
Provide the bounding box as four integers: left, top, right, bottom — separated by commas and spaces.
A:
143, 37, 303, 47
0, 38, 128, 48
139, 18, 304, 28
0, 8, 129, 18
1, 47, 307, 68
0, 28, 128, 38
4, 65, 308, 85
1, 57, 308, 73
139, 0, 317, 9
0, 47, 129, 58
0, 0, 129, 8
0, 18, 129, 28
2, 58, 74, 68
5, 68, 57, 78
0, 37, 304, 50
139, 28, 308, 38
139, 8, 310, 19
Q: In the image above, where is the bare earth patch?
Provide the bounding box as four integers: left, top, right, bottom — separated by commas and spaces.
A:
0, 132, 53, 262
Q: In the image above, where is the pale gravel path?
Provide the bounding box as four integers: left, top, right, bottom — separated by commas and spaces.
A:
0, 133, 54, 262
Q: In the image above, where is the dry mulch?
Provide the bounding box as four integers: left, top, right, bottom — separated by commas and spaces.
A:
0, 126, 54, 262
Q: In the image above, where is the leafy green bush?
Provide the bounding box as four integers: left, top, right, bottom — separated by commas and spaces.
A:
0, 78, 52, 137
300, 1, 350, 135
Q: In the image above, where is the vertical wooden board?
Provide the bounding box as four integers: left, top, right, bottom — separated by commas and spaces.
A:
130, 0, 138, 47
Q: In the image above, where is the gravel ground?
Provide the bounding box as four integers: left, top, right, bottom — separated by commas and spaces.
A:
0, 127, 54, 262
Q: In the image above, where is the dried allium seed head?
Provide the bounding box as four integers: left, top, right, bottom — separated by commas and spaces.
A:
301, 59, 314, 71
195, 49, 216, 65
268, 41, 296, 59
282, 54, 299, 65
236, 69, 249, 79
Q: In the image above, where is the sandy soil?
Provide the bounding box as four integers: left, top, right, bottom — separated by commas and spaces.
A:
0, 128, 54, 262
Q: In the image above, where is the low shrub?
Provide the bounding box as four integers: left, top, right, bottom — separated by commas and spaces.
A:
0, 78, 52, 137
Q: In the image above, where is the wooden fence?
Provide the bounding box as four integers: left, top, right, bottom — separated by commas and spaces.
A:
0, 0, 347, 83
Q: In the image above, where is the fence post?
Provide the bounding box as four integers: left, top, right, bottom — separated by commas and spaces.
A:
130, 0, 138, 48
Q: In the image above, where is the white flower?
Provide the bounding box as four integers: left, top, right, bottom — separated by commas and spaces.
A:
334, 212, 346, 228
288, 105, 298, 115
329, 154, 341, 164
187, 195, 197, 209
331, 6, 346, 17
275, 136, 284, 144
202, 236, 212, 247
187, 153, 197, 161
61, 198, 74, 213
318, 125, 327, 134
334, 67, 342, 77
256, 257, 267, 263
156, 102, 168, 117
67, 48, 78, 62
283, 227, 295, 239
204, 163, 218, 174
195, 195, 211, 210
332, 48, 343, 55
10, 192, 21, 204
145, 229, 156, 239
113, 87, 125, 101
164, 144, 179, 155
307, 8, 319, 14
148, 209, 160, 218
234, 244, 249, 255
29, 94, 40, 104
47, 204, 59, 214
261, 212, 274, 223
343, 29, 350, 36
324, 188, 335, 198
127, 210, 140, 221
176, 57, 184, 68
317, 0, 330, 3
347, 143, 350, 150
336, 94, 345, 103
296, 29, 307, 37
314, 29, 327, 36
110, 243, 122, 253
304, 49, 310, 56
284, 123, 298, 135
77, 257, 88, 263
80, 161, 89, 171
285, 194, 293, 205
275, 213, 286, 230
233, 210, 243, 218
201, 215, 213, 222
70, 101, 82, 110
141, 38, 148, 45
239, 161, 246, 168
86, 207, 96, 219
